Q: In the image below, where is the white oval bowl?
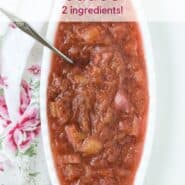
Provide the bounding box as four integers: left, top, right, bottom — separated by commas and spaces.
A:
40, 1, 156, 185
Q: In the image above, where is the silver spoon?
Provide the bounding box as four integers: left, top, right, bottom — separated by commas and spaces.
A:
0, 7, 74, 64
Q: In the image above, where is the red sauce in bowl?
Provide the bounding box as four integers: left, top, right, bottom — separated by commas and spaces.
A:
47, 22, 148, 185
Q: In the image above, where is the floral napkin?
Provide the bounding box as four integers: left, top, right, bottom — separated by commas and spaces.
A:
0, 1, 53, 184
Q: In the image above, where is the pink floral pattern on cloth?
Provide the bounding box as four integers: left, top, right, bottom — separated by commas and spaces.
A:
0, 95, 11, 128
0, 9, 51, 184
0, 75, 8, 88
19, 80, 32, 115
7, 107, 40, 152
0, 66, 41, 173
8, 23, 17, 29
27, 65, 41, 76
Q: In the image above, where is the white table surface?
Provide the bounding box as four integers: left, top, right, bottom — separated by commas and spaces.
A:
144, 23, 185, 185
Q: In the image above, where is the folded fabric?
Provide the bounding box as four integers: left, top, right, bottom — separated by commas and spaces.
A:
0, 0, 53, 184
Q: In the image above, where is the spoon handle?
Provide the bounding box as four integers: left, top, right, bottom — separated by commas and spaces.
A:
0, 8, 74, 64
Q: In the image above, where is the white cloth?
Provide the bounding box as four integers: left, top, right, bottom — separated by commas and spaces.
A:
0, 0, 53, 184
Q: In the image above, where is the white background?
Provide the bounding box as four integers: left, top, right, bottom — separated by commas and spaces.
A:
144, 23, 185, 185
1, 0, 185, 22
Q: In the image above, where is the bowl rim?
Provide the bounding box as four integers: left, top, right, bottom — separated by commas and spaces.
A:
132, 0, 156, 185
40, 1, 62, 185
40, 1, 156, 185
